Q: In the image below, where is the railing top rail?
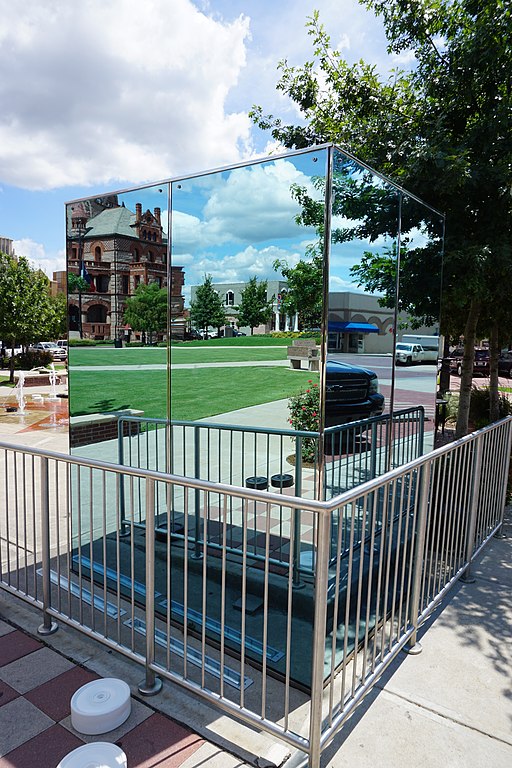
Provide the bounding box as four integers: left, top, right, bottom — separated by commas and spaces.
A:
1, 415, 510, 516
116, 405, 425, 438
0, 437, 326, 513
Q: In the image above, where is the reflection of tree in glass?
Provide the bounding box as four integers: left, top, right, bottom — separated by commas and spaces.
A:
190, 275, 226, 337
236, 277, 274, 335
291, 162, 443, 329
124, 282, 167, 345
0, 252, 65, 382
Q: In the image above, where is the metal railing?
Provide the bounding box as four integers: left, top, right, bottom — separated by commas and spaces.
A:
0, 415, 510, 768
116, 407, 424, 570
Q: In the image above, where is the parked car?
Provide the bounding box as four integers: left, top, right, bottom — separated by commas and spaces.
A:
448, 347, 489, 377
1, 343, 22, 358
56, 339, 68, 349
498, 351, 512, 378
395, 342, 425, 365
31, 342, 67, 361
325, 359, 385, 428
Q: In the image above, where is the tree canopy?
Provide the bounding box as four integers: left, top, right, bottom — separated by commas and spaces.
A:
0, 251, 65, 380
251, 0, 512, 435
236, 277, 274, 335
189, 275, 226, 335
123, 281, 167, 344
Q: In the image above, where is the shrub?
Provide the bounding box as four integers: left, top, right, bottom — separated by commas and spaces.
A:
288, 380, 320, 462
469, 386, 512, 429
10, 350, 53, 369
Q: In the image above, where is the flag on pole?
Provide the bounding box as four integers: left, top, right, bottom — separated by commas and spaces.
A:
80, 260, 95, 291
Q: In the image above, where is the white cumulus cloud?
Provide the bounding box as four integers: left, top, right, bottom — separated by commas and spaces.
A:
0, 0, 251, 190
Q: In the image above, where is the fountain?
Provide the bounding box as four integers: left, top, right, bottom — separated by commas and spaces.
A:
15, 371, 26, 413
48, 363, 59, 401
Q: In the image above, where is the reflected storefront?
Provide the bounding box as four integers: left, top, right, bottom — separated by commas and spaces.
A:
66, 145, 444, 689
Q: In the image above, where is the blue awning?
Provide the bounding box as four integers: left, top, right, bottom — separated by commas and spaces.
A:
328, 321, 379, 334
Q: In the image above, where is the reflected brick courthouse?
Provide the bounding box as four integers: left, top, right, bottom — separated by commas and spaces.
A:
67, 194, 185, 342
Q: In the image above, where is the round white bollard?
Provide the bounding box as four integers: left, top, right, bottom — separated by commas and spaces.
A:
70, 678, 131, 735
57, 742, 127, 768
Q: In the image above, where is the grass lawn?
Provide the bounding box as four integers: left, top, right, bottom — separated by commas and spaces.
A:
69, 366, 317, 421
69, 346, 287, 366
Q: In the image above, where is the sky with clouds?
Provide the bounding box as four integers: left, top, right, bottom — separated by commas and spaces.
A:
0, 0, 405, 285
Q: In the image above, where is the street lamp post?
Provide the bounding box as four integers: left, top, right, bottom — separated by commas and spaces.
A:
69, 221, 92, 339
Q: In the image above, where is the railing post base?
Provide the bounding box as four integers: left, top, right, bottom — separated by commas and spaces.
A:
460, 572, 476, 584
38, 620, 58, 636
494, 530, 507, 540
138, 676, 163, 697
403, 640, 422, 655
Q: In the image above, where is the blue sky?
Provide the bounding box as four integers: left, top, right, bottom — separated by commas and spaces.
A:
0, 0, 406, 279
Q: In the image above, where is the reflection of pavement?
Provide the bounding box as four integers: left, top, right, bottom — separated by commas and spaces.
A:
70, 360, 290, 371
0, 376, 69, 451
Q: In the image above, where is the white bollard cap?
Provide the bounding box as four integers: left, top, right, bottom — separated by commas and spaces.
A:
70, 678, 131, 735
57, 741, 127, 767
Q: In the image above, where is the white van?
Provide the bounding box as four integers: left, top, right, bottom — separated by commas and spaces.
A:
401, 335, 441, 363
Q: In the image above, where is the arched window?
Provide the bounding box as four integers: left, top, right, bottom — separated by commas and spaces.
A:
86, 305, 107, 323
134, 248, 140, 262
147, 252, 153, 263
225, 290, 235, 306
94, 246, 101, 261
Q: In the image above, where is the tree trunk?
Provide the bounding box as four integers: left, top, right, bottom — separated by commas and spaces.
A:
489, 323, 500, 423
455, 298, 480, 438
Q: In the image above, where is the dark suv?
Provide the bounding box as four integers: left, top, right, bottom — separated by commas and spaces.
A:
448, 347, 489, 377
498, 351, 512, 378
325, 359, 385, 428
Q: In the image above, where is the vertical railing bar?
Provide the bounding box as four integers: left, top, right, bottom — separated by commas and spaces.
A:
183, 489, 190, 680
102, 470, 108, 638
219, 493, 228, 700
13, 453, 19, 587
340, 501, 356, 703
53, 459, 61, 611
166, 481, 172, 672
66, 462, 73, 618
462, 435, 484, 581
360, 488, 379, 684
138, 477, 162, 696
283, 500, 295, 731
351, 493, 369, 696
239, 496, 248, 710
406, 461, 432, 651
402, 468, 420, 629
495, 420, 512, 536
260, 500, 271, 720
379, 477, 397, 660
397, 469, 414, 631
308, 506, 332, 768
22, 453, 28, 595
38, 456, 57, 636
201, 490, 208, 688
328, 499, 345, 722
129, 475, 136, 652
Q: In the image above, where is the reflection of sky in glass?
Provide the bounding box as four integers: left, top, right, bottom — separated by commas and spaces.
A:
169, 151, 328, 294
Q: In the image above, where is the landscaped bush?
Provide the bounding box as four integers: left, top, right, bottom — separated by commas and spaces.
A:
69, 338, 98, 346
0, 350, 51, 369
469, 385, 512, 429
288, 380, 320, 462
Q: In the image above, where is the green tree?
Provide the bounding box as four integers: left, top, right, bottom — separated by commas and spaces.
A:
236, 277, 274, 335
251, 1, 512, 436
0, 252, 57, 381
190, 275, 226, 337
123, 282, 167, 344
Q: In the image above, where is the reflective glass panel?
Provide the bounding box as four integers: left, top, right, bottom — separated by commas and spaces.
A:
66, 183, 171, 457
